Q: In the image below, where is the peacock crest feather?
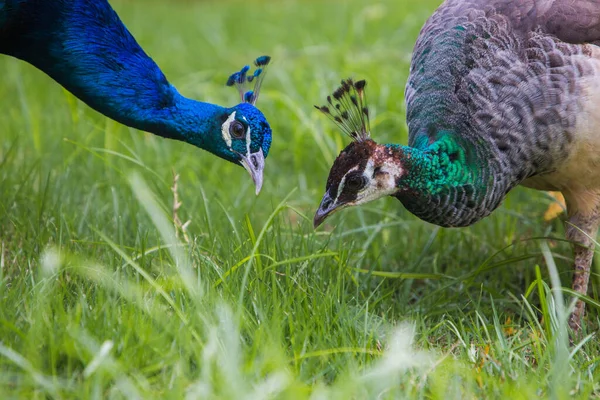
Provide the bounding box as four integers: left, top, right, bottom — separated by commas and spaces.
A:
226, 55, 271, 105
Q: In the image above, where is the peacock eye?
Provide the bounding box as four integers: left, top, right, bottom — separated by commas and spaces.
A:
346, 174, 366, 191
230, 120, 245, 139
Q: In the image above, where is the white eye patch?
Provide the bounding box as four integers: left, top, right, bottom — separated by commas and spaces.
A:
363, 159, 375, 178
380, 162, 402, 176
346, 158, 405, 206
221, 111, 237, 149
245, 125, 252, 155
240, 115, 251, 154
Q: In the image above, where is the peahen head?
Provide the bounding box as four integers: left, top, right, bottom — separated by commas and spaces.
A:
313, 79, 405, 228
219, 56, 272, 194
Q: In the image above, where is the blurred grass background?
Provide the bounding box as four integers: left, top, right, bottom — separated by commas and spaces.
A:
0, 0, 599, 398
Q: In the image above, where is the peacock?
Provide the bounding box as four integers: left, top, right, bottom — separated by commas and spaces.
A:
0, 0, 272, 193
313, 0, 600, 332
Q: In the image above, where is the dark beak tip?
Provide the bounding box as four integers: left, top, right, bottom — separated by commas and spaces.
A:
313, 216, 323, 229
314, 193, 335, 229
313, 208, 329, 229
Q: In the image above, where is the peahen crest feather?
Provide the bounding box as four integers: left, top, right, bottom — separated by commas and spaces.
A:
315, 78, 371, 142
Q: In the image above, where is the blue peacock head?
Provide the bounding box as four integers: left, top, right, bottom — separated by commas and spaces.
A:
222, 55, 272, 195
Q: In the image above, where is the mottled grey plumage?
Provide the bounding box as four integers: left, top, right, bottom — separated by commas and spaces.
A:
405, 0, 600, 227
315, 0, 600, 332
407, 0, 600, 332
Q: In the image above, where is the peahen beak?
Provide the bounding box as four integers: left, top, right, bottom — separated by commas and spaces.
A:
239, 148, 265, 195
314, 191, 344, 228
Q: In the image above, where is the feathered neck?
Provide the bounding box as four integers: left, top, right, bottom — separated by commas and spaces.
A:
0, 0, 224, 143
386, 133, 511, 227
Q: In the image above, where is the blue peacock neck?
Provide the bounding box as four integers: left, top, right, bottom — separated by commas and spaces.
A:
0, 0, 225, 145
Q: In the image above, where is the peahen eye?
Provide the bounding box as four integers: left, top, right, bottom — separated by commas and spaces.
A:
230, 120, 245, 138
346, 174, 366, 191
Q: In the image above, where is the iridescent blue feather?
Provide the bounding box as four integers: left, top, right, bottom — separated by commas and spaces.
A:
0, 0, 273, 177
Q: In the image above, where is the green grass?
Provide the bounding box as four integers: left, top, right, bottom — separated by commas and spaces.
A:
1, 0, 600, 398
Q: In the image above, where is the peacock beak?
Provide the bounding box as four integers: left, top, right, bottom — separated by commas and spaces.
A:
239, 148, 265, 195
314, 191, 344, 228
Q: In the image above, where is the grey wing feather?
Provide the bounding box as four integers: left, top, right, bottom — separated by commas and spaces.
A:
442, 0, 600, 44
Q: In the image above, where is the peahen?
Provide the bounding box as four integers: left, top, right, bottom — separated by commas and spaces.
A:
313, 0, 600, 332
0, 0, 272, 193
